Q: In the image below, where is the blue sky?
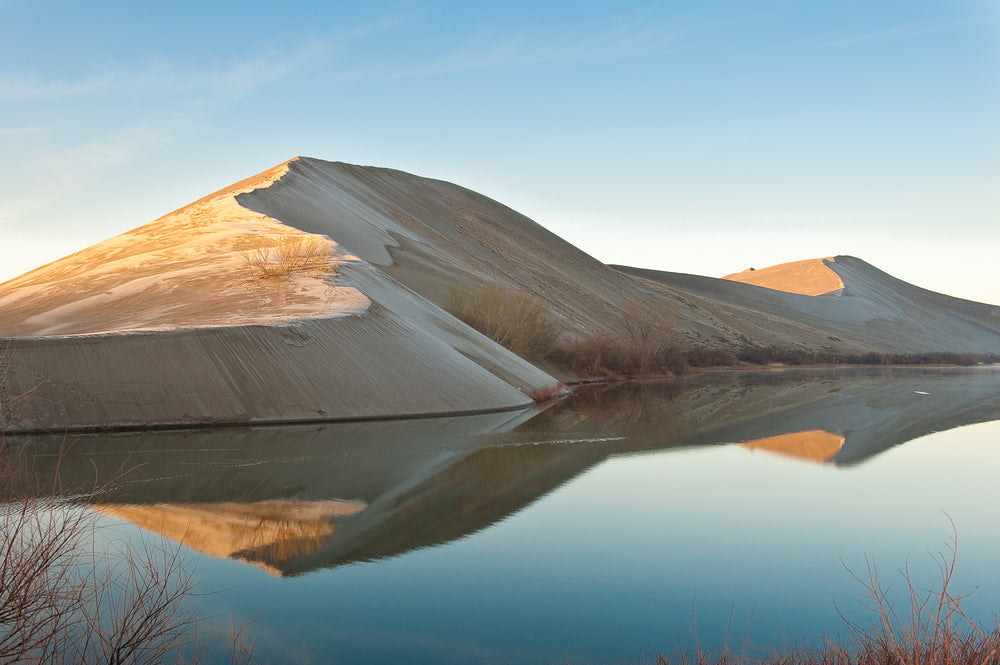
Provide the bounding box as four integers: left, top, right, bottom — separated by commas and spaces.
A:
2, 1, 998, 302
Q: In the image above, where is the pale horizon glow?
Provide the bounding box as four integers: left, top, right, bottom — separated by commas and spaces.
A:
2, 1, 998, 304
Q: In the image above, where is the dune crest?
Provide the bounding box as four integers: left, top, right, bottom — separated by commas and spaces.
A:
722, 257, 844, 296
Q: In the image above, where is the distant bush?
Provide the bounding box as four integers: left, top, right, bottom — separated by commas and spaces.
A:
448, 284, 560, 362
240, 233, 337, 280
683, 344, 1000, 369
686, 347, 739, 367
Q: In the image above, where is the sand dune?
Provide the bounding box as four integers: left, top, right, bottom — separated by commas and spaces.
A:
240, 159, 1000, 355
3, 156, 1000, 432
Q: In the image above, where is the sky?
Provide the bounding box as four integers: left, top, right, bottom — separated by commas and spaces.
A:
2, 0, 998, 303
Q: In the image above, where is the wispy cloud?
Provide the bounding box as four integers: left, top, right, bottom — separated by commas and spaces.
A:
0, 33, 338, 224
0, 40, 327, 102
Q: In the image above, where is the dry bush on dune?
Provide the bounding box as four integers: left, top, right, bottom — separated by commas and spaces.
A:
448, 284, 560, 362
239, 233, 337, 280
447, 287, 688, 379
551, 305, 688, 380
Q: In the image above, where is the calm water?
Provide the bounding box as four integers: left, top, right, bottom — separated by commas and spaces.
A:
17, 367, 1000, 663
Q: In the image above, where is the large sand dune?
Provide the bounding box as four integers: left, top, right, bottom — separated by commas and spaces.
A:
3, 156, 1000, 432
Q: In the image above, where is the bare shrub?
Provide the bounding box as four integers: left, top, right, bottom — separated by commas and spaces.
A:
686, 347, 739, 367
1, 360, 260, 665
837, 521, 999, 665
530, 382, 572, 403
448, 284, 560, 361
640, 521, 1000, 665
240, 233, 336, 280
550, 305, 687, 380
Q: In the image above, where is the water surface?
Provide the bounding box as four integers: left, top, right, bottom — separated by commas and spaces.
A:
17, 367, 1000, 663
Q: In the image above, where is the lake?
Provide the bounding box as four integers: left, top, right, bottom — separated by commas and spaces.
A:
11, 367, 1000, 664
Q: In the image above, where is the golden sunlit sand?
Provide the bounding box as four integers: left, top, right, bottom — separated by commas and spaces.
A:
95, 499, 366, 575
741, 429, 846, 464
0, 160, 368, 337
722, 257, 845, 296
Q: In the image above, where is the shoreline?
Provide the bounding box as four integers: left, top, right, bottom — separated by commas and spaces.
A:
8, 363, 996, 437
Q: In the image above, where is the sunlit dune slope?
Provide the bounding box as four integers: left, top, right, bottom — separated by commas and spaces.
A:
0, 161, 367, 336
723, 257, 844, 296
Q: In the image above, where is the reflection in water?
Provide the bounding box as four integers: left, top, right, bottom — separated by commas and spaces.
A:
741, 430, 845, 464
94, 500, 365, 575
11, 367, 1000, 577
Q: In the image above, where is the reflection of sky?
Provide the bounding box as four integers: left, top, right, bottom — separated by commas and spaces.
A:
150, 419, 1000, 664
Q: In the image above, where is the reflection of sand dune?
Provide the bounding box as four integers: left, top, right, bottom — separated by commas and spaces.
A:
741, 429, 845, 464
16, 368, 1000, 575
95, 500, 365, 575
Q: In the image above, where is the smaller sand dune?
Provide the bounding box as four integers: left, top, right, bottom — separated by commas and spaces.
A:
723, 257, 844, 296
